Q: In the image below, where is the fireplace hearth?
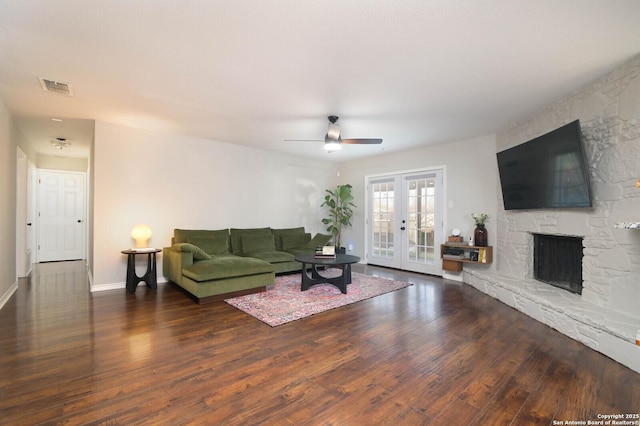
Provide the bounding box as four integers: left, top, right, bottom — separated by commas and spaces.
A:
533, 233, 583, 294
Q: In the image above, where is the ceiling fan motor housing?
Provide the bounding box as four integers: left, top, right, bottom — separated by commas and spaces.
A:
326, 116, 341, 140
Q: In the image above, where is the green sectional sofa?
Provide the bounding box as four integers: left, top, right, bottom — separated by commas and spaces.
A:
163, 227, 330, 303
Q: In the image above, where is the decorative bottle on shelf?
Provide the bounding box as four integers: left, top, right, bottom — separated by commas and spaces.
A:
474, 224, 488, 247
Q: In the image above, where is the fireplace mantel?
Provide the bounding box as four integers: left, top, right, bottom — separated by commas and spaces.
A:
614, 222, 640, 229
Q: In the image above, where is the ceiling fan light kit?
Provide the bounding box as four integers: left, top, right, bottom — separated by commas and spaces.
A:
324, 140, 342, 152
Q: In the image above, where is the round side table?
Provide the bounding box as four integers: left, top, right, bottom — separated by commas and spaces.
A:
121, 249, 161, 293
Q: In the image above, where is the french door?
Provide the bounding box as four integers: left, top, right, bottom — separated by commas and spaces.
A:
367, 169, 444, 275
38, 170, 86, 262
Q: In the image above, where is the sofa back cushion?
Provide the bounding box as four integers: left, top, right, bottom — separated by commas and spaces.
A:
173, 229, 230, 255
281, 233, 311, 251
241, 234, 276, 254
271, 227, 307, 251
230, 228, 272, 255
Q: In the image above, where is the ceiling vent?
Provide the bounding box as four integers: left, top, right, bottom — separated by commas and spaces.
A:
39, 77, 73, 96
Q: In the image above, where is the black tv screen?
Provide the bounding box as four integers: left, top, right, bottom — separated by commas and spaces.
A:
497, 120, 592, 210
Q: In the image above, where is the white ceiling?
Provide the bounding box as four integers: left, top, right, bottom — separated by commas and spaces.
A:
1, 1, 640, 162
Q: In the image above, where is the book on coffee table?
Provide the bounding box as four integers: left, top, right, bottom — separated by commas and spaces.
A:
315, 245, 336, 258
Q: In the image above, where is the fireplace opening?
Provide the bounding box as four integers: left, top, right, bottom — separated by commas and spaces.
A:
533, 233, 583, 295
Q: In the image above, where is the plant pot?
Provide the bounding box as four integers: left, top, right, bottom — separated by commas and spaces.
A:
474, 224, 488, 247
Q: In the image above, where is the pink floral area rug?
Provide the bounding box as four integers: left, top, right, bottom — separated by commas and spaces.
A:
225, 270, 412, 327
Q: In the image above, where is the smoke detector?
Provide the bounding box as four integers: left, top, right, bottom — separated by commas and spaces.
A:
39, 77, 73, 96
51, 138, 71, 149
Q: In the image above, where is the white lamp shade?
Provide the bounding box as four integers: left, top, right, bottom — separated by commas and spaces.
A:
131, 224, 152, 248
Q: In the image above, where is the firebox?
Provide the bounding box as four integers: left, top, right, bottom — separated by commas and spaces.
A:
533, 233, 583, 295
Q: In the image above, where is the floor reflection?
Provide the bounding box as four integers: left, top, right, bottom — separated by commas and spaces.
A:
5, 261, 96, 378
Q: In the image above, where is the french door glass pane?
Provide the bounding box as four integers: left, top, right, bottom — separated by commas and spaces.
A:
406, 176, 436, 264
372, 181, 394, 258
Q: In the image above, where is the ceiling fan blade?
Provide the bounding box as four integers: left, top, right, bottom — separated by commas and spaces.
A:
283, 139, 323, 142
341, 138, 383, 145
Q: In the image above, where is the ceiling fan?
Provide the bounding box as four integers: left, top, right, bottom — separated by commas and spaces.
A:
286, 115, 383, 152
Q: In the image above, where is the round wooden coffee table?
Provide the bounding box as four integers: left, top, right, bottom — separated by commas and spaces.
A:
294, 253, 361, 294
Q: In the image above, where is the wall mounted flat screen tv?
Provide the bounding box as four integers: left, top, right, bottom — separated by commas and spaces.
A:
497, 120, 592, 210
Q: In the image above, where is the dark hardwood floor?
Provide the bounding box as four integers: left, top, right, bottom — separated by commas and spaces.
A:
1, 261, 638, 425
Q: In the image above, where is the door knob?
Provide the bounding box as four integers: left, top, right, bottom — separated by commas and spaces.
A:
400, 227, 406, 230
77, 220, 83, 223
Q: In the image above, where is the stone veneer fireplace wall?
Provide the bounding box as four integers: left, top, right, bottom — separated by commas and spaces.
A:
464, 55, 640, 373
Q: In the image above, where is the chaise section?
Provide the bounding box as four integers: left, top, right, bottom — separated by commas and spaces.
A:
182, 255, 273, 281
179, 255, 274, 303
163, 228, 274, 304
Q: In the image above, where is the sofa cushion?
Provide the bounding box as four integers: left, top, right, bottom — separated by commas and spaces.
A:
271, 227, 306, 251
281, 233, 310, 250
182, 255, 273, 282
230, 228, 272, 255
241, 234, 275, 254
173, 243, 212, 260
305, 233, 333, 249
189, 236, 230, 256
173, 229, 230, 255
284, 247, 315, 257
247, 251, 296, 264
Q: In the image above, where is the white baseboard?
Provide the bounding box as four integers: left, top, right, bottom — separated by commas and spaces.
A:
91, 278, 168, 293
442, 270, 463, 282
0, 280, 18, 310
91, 282, 125, 292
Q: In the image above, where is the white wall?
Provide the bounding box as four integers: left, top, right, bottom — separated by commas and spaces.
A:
36, 154, 88, 172
0, 102, 17, 306
93, 122, 339, 288
338, 134, 498, 274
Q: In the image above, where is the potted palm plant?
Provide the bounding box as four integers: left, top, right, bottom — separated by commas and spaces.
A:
321, 184, 356, 253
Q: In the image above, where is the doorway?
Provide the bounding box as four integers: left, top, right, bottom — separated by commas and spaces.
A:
37, 169, 87, 262
366, 169, 444, 275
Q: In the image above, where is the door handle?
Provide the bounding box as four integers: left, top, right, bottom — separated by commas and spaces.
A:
27, 223, 32, 226
400, 227, 406, 230
77, 220, 83, 223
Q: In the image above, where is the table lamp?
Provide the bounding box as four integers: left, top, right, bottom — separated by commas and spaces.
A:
131, 224, 152, 248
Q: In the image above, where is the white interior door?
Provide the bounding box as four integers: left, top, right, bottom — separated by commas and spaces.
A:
38, 170, 86, 262
367, 169, 444, 275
